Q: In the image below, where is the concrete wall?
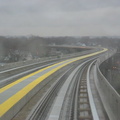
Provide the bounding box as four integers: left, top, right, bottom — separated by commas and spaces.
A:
94, 49, 120, 120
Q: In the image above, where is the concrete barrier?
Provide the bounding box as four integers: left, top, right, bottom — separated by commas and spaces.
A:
94, 49, 120, 120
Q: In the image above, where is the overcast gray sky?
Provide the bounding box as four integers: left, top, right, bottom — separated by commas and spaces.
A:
0, 0, 120, 36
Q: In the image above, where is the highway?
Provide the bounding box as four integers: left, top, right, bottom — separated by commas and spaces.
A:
0, 47, 119, 120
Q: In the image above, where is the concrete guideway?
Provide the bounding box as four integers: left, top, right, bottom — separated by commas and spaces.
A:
0, 48, 107, 120
46, 60, 92, 120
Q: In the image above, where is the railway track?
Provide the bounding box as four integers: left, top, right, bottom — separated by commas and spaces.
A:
70, 62, 94, 120
59, 60, 98, 120
0, 48, 108, 120
26, 59, 99, 120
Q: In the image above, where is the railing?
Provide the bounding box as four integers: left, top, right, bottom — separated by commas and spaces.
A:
94, 49, 120, 120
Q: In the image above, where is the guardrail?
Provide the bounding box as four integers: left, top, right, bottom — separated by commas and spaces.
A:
94, 49, 120, 120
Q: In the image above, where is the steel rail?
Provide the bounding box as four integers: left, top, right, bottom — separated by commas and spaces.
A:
58, 62, 86, 120
26, 57, 99, 120
0, 48, 107, 120
47, 59, 95, 120
73, 62, 90, 120
26, 65, 76, 120
26, 59, 91, 120
59, 59, 94, 120
71, 60, 99, 120
57, 58, 100, 120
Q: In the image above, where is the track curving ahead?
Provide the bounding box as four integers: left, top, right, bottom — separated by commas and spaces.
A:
26, 59, 99, 120
0, 48, 107, 120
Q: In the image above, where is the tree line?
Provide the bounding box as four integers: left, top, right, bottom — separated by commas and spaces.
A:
0, 36, 120, 62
